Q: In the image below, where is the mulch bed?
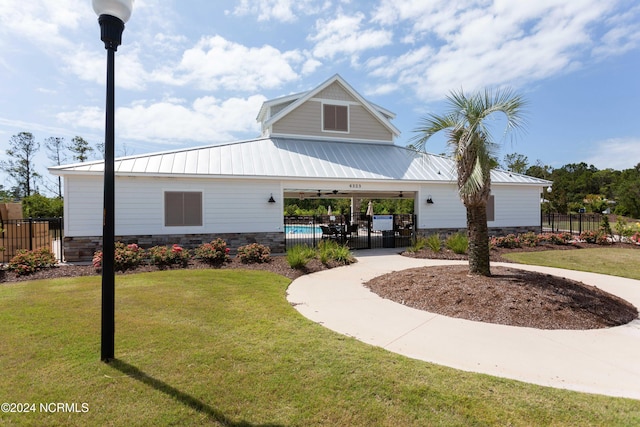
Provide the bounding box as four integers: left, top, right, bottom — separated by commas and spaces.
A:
2, 242, 639, 331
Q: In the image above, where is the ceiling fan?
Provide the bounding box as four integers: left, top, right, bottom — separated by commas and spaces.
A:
316, 190, 347, 197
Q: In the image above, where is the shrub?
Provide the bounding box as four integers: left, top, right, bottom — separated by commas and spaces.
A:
520, 232, 541, 247
147, 244, 190, 269
600, 215, 612, 237
490, 234, 521, 249
236, 243, 271, 264
194, 238, 230, 266
7, 247, 57, 276
93, 242, 145, 272
540, 232, 573, 245
445, 233, 468, 254
579, 230, 610, 245
425, 234, 442, 252
286, 245, 316, 269
317, 240, 354, 265
406, 236, 426, 253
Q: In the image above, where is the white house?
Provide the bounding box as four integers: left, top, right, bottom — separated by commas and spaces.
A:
50, 74, 551, 261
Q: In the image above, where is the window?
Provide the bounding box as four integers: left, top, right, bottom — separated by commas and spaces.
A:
164, 191, 202, 227
323, 104, 348, 132
487, 195, 495, 222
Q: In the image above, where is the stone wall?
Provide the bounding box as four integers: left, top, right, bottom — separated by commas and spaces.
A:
63, 232, 286, 263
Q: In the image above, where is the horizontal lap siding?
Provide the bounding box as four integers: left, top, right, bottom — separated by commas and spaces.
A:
65, 176, 103, 236
349, 105, 393, 141
273, 102, 321, 136
65, 176, 283, 237
417, 184, 466, 229
491, 186, 541, 226
416, 184, 542, 229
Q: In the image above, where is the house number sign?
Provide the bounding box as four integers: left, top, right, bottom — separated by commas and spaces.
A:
349, 184, 362, 188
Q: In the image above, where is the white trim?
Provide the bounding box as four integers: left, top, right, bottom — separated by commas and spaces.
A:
321, 102, 350, 134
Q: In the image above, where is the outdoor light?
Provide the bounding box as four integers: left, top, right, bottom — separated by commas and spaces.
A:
268, 193, 276, 203
547, 186, 552, 193
426, 195, 434, 204
93, 0, 134, 363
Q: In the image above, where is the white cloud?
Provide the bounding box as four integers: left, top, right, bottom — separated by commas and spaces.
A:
367, 0, 638, 101
232, 0, 331, 22
0, 0, 88, 48
584, 137, 640, 170
309, 12, 393, 60
153, 35, 303, 92
56, 95, 267, 144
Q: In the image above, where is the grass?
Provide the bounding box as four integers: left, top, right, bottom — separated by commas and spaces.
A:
1, 269, 640, 425
503, 247, 640, 280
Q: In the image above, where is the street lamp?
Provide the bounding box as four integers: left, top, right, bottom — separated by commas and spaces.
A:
92, 0, 134, 362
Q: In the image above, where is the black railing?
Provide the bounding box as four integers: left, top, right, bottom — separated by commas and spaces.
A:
284, 214, 415, 250
0, 218, 64, 263
542, 212, 603, 235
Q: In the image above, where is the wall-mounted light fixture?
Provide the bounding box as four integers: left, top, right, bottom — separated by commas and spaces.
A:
268, 193, 276, 203
426, 195, 434, 204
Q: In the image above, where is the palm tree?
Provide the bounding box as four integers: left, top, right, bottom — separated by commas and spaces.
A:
412, 88, 527, 276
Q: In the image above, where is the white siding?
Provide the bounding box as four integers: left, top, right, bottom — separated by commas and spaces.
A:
491, 186, 541, 227
65, 176, 284, 237
417, 184, 466, 229
416, 184, 542, 229
64, 176, 103, 236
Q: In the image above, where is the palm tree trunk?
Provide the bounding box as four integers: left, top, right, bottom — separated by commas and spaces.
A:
466, 204, 491, 276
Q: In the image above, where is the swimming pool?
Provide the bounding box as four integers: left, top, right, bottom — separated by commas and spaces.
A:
285, 224, 323, 234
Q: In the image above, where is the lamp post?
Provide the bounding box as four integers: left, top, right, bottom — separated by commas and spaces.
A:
92, 0, 134, 362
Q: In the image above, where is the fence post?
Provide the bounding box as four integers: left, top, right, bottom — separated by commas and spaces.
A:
578, 213, 582, 235
28, 217, 33, 251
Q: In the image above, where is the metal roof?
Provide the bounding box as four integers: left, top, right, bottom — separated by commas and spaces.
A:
49, 137, 551, 186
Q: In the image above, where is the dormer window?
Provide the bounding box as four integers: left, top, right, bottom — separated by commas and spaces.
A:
323, 104, 348, 132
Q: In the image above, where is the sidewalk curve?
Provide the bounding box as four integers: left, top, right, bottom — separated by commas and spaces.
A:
286, 249, 640, 400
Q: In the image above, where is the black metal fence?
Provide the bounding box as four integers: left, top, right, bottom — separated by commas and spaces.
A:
0, 218, 64, 263
542, 212, 603, 235
284, 214, 415, 250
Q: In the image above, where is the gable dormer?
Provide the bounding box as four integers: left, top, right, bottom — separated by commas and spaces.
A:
257, 74, 400, 144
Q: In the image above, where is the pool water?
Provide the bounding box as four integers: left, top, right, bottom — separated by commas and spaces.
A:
285, 225, 323, 234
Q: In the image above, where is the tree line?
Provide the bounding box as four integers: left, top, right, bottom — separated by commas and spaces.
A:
503, 153, 640, 218
0, 131, 101, 217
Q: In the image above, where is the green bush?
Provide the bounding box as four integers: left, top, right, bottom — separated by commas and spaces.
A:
147, 244, 190, 269
539, 232, 573, 245
236, 243, 271, 264
445, 233, 468, 254
286, 245, 316, 269
520, 232, 541, 247
406, 236, 427, 253
194, 238, 230, 266
317, 240, 354, 265
490, 234, 521, 249
7, 247, 57, 276
93, 242, 146, 272
425, 234, 442, 252
579, 230, 610, 245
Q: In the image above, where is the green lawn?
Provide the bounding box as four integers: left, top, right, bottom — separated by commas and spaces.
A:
1, 268, 639, 426
503, 247, 640, 280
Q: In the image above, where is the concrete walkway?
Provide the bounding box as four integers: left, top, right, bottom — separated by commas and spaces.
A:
286, 249, 640, 400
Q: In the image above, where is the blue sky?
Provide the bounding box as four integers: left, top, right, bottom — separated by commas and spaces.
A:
1, 0, 639, 194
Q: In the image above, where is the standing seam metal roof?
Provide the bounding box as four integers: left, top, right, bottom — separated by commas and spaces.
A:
48, 137, 551, 185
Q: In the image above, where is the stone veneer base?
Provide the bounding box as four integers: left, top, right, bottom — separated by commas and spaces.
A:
63, 232, 285, 263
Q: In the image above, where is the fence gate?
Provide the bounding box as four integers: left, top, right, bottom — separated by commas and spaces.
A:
0, 218, 64, 263
284, 214, 415, 250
